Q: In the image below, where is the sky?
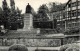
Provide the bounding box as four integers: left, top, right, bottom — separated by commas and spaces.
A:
0, 0, 68, 13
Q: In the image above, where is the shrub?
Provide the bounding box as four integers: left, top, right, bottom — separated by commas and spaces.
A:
64, 27, 80, 35
65, 44, 80, 51
59, 44, 71, 51
59, 44, 80, 51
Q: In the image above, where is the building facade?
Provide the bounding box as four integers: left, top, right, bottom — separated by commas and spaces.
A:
51, 3, 66, 30
52, 0, 80, 30
65, 0, 80, 29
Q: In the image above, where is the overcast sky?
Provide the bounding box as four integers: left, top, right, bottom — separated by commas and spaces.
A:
0, 0, 68, 13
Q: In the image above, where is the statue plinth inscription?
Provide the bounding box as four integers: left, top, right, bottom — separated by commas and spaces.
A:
23, 13, 33, 31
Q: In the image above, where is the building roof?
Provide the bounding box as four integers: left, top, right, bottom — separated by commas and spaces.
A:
66, 0, 71, 7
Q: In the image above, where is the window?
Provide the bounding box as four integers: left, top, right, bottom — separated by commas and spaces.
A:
78, 1, 80, 6
68, 4, 71, 7
63, 13, 65, 19
78, 9, 80, 16
68, 11, 71, 17
71, 12, 76, 17
68, 24, 71, 27
71, 2, 77, 7
71, 10, 77, 17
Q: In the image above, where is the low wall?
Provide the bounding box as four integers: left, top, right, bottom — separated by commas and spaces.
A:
0, 35, 79, 47
0, 38, 61, 47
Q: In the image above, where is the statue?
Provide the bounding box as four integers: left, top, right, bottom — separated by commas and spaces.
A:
25, 3, 32, 13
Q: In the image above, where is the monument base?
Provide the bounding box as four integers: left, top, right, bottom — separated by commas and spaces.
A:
17, 13, 33, 31
17, 26, 33, 31
17, 13, 40, 34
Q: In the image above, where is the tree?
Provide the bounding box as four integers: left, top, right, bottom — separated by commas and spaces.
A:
15, 7, 24, 28
1, 0, 24, 30
0, 7, 3, 25
37, 4, 49, 21
48, 2, 62, 12
2, 0, 11, 29
0, 7, 3, 15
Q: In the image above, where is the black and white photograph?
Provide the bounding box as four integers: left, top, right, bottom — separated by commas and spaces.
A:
0, 0, 80, 51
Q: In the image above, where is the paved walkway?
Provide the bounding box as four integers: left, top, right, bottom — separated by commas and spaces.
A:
0, 46, 60, 51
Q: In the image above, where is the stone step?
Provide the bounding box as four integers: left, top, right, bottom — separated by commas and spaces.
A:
7, 30, 37, 34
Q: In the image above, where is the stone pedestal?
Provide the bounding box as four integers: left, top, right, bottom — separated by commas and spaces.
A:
23, 13, 33, 30
17, 13, 33, 31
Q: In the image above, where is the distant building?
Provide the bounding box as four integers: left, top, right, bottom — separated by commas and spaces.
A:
50, 3, 66, 30
51, 0, 80, 30
65, 0, 80, 29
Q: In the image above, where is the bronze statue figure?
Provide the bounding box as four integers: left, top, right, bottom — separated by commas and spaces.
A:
25, 3, 32, 13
